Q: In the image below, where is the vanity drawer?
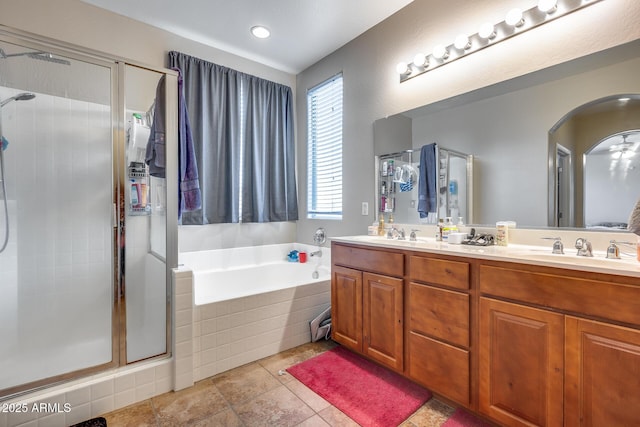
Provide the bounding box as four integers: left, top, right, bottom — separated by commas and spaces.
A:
332, 243, 404, 277
409, 282, 469, 348
410, 256, 470, 290
480, 264, 640, 327
408, 331, 470, 405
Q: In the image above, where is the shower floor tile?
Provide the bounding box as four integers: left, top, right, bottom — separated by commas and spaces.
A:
101, 340, 456, 427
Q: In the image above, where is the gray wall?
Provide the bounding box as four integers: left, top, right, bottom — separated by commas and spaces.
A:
295, 0, 640, 243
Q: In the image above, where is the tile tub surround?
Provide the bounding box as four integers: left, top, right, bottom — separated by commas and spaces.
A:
178, 242, 332, 382
192, 277, 331, 382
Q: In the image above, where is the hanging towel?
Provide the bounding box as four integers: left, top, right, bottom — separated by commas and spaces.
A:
417, 143, 437, 218
146, 76, 166, 177
628, 197, 640, 235
173, 67, 202, 218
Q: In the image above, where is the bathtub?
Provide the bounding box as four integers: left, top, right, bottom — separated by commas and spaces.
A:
180, 243, 331, 305
178, 243, 331, 380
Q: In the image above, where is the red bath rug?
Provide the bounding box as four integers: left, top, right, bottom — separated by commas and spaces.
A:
442, 408, 494, 427
287, 346, 432, 427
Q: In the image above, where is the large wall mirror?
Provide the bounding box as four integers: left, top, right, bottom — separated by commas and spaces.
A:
374, 39, 640, 231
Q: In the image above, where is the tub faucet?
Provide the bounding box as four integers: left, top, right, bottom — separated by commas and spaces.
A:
310, 249, 322, 258
575, 237, 593, 257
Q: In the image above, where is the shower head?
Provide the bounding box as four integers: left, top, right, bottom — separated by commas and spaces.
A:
25, 52, 71, 66
1, 92, 36, 108
0, 48, 70, 66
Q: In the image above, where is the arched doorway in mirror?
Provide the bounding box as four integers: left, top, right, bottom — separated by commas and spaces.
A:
548, 94, 640, 228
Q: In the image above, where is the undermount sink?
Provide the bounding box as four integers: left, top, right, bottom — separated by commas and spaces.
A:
511, 250, 639, 269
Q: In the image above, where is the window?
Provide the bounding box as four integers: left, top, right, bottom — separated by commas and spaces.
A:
307, 73, 343, 219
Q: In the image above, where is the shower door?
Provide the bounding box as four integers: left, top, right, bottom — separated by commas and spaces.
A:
0, 37, 117, 396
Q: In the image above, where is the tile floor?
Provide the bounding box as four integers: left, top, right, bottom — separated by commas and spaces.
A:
101, 340, 456, 427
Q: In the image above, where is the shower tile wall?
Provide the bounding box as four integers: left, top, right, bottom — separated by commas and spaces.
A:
0, 89, 113, 391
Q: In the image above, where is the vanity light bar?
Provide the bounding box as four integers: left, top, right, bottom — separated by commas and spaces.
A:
397, 0, 604, 83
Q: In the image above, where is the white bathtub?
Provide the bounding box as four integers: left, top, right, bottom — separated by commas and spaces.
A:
178, 243, 331, 380
180, 243, 331, 305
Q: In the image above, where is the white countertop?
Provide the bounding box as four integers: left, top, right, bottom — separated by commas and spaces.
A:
332, 235, 640, 279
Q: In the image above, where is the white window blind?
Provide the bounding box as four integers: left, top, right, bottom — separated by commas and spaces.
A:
307, 74, 343, 219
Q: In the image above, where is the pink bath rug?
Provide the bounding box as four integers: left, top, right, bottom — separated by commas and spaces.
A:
442, 408, 494, 427
287, 346, 432, 427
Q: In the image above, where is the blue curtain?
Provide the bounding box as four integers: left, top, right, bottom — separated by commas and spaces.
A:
169, 51, 298, 224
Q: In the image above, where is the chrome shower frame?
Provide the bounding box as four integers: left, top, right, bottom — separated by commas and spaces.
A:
0, 24, 178, 400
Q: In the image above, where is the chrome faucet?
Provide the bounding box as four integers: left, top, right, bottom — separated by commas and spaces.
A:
542, 237, 564, 254
409, 229, 419, 241
575, 237, 593, 257
387, 226, 406, 240
310, 249, 322, 257
606, 240, 621, 259
386, 227, 396, 239
397, 228, 406, 240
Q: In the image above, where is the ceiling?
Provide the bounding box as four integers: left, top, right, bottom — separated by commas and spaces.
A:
81, 0, 414, 74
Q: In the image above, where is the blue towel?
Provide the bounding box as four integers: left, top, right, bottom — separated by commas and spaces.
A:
146, 76, 166, 178
173, 67, 202, 218
417, 143, 437, 218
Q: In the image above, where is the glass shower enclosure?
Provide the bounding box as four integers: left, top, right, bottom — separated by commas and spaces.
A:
0, 29, 175, 398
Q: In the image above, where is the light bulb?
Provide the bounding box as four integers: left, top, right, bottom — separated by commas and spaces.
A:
432, 44, 449, 60
396, 62, 409, 75
454, 34, 471, 50
505, 8, 524, 27
250, 25, 271, 39
538, 0, 558, 13
478, 22, 496, 40
413, 52, 428, 67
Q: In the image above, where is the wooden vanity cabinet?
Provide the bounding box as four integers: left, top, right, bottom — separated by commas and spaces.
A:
332, 240, 640, 427
331, 243, 404, 372
480, 263, 640, 427
332, 265, 363, 352
565, 317, 640, 426
407, 255, 472, 406
479, 298, 564, 427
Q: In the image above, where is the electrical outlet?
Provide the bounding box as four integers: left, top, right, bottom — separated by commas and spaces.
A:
361, 202, 369, 216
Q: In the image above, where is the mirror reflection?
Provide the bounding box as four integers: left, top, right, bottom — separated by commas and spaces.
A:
374, 40, 640, 230
548, 95, 640, 229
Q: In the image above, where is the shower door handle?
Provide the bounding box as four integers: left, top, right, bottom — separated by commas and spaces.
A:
112, 203, 117, 228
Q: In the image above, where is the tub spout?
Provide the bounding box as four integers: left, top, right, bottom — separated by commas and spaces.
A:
310, 249, 322, 257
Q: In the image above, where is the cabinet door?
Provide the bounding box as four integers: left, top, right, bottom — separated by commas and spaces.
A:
479, 298, 564, 427
565, 316, 640, 426
332, 265, 363, 352
363, 272, 404, 371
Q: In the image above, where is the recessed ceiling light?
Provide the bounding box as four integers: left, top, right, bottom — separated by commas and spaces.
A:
251, 26, 270, 39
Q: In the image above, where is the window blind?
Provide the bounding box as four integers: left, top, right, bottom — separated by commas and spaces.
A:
307, 74, 343, 219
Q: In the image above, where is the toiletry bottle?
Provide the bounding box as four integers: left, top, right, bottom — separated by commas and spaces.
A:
130, 180, 140, 208
496, 221, 509, 246
378, 215, 385, 236
442, 217, 453, 241
457, 216, 464, 227
437, 218, 444, 241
